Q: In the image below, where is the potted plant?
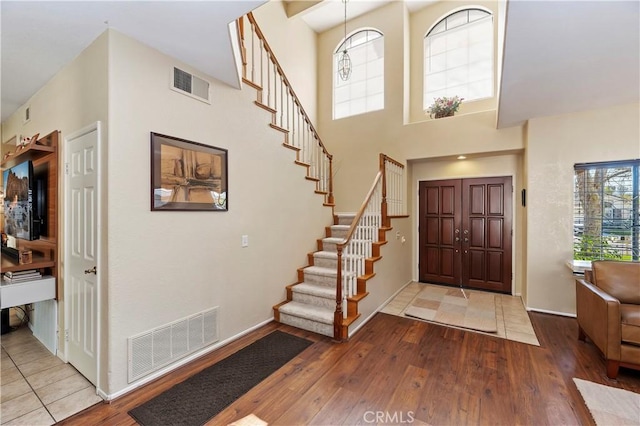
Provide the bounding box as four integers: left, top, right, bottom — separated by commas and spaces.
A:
426, 96, 464, 119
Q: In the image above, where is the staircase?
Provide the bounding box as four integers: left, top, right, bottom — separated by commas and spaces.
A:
275, 213, 356, 337
237, 13, 406, 341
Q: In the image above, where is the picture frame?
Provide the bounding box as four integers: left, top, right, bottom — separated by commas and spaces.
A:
151, 132, 228, 211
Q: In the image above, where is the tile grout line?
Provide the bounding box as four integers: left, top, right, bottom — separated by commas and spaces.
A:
4, 348, 58, 423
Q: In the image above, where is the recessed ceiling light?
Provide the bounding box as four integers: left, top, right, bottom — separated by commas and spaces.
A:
457, 155, 467, 160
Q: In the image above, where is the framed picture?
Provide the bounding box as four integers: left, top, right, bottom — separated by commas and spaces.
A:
151, 132, 228, 211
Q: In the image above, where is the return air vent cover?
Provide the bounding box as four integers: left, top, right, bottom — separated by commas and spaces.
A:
172, 67, 211, 104
128, 306, 219, 382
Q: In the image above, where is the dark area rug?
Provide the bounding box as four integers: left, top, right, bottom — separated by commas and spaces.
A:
129, 330, 313, 426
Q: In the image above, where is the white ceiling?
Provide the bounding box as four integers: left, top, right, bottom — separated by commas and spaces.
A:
1, 0, 639, 128
1, 0, 265, 123
296, 0, 436, 33
498, 0, 640, 128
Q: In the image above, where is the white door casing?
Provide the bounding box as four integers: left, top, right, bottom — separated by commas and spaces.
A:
64, 122, 101, 386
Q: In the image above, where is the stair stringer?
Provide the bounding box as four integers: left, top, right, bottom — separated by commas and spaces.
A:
242, 78, 334, 209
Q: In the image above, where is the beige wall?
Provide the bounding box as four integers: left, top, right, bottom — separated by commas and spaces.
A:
410, 153, 525, 295
0, 32, 110, 382
525, 102, 640, 315
317, 1, 522, 213
315, 1, 523, 303
105, 30, 332, 395
252, 0, 318, 122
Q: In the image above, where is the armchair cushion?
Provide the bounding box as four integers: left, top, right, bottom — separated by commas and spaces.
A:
621, 304, 640, 346
591, 261, 640, 304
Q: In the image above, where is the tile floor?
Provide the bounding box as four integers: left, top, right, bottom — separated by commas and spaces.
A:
381, 281, 540, 346
1, 325, 102, 425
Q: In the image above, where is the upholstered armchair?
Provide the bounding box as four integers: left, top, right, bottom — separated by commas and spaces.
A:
575, 260, 640, 378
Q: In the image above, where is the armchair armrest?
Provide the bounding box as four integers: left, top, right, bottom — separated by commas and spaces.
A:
576, 278, 622, 360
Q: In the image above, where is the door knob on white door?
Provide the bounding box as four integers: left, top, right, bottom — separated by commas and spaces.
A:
84, 266, 97, 275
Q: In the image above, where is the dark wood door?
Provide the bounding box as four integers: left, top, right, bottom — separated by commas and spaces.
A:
419, 177, 512, 293
419, 179, 462, 286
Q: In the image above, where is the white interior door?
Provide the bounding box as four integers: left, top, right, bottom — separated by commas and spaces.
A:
65, 124, 100, 386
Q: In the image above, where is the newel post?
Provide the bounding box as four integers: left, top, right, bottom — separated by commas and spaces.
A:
334, 244, 343, 340
327, 154, 335, 206
380, 154, 389, 228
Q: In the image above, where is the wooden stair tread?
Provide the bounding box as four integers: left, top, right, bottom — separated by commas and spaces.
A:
269, 123, 289, 133
254, 101, 276, 114
242, 78, 262, 91
282, 143, 300, 151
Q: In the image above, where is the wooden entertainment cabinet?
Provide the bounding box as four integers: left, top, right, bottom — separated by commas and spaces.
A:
1, 131, 59, 309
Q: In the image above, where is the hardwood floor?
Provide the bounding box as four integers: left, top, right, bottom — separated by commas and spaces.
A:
59, 312, 640, 425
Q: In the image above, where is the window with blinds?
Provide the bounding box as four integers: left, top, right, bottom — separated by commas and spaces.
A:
333, 29, 384, 120
573, 160, 640, 261
423, 9, 493, 110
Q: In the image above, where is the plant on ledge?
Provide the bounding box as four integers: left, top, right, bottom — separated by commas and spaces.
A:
426, 96, 464, 119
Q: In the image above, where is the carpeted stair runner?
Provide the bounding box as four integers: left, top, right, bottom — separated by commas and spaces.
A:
277, 213, 356, 337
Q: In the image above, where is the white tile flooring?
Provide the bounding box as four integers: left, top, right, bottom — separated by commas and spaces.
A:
381, 282, 540, 346
1, 324, 102, 424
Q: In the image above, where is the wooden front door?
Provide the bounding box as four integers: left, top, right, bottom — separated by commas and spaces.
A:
419, 177, 512, 293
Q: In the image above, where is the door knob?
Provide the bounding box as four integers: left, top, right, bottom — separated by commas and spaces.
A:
464, 237, 469, 242
84, 266, 97, 275
455, 237, 460, 242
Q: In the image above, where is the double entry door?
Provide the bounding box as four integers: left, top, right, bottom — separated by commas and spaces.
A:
419, 177, 512, 293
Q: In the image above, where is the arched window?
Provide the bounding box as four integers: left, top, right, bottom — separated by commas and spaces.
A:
423, 9, 493, 110
333, 29, 384, 120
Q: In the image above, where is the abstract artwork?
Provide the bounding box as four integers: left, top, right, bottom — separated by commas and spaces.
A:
151, 133, 228, 211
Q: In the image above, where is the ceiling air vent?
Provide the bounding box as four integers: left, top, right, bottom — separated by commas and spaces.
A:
172, 67, 211, 104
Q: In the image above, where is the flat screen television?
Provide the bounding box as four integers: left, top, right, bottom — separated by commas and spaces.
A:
2, 160, 42, 241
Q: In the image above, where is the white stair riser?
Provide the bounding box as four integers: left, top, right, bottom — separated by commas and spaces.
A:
279, 313, 333, 337
292, 291, 336, 309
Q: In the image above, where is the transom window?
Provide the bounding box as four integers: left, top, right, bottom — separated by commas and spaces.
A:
573, 160, 640, 261
333, 29, 384, 120
423, 9, 493, 110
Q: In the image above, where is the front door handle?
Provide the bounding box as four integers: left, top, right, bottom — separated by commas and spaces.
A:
84, 266, 97, 275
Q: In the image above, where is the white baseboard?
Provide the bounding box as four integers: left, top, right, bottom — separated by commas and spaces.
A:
526, 307, 576, 318
101, 317, 274, 401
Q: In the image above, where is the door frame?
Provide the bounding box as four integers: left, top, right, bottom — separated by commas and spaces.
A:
415, 174, 517, 295
63, 121, 103, 391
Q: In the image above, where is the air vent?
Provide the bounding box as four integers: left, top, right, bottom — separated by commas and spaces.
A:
172, 67, 211, 103
128, 307, 219, 382
24, 106, 31, 123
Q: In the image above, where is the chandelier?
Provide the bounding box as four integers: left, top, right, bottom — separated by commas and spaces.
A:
338, 0, 351, 81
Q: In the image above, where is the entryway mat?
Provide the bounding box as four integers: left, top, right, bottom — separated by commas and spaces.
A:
128, 330, 312, 426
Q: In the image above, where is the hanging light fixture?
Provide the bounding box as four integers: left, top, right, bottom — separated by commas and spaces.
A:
337, 0, 351, 81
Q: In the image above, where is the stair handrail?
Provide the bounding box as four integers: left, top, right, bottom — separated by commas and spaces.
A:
333, 153, 406, 340
238, 13, 334, 205
334, 171, 383, 340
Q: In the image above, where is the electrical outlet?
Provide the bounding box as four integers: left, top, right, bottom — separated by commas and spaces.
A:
241, 235, 249, 247
396, 231, 401, 240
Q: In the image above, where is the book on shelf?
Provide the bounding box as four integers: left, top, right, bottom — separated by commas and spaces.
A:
5, 270, 40, 278
3, 270, 43, 283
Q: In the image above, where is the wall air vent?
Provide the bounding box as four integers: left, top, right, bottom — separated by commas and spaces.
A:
128, 306, 219, 382
172, 67, 211, 104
